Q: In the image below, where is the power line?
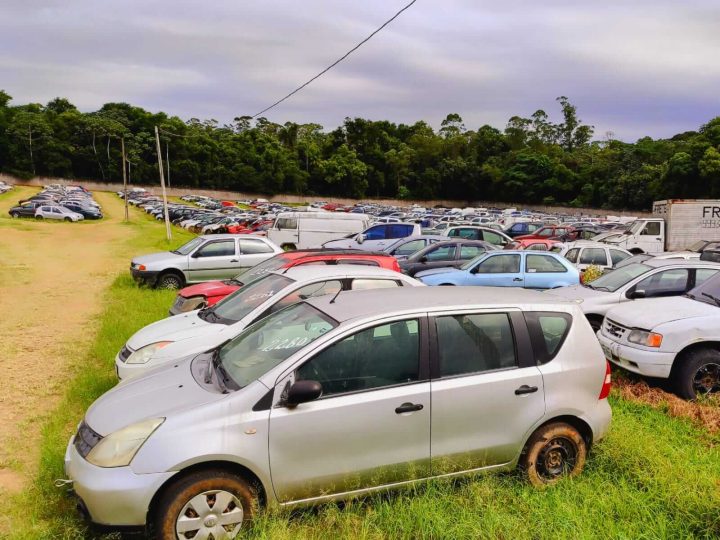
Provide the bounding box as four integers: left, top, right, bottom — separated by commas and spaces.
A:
251, 0, 418, 118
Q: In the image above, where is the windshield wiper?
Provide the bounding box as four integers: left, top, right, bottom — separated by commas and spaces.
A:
701, 292, 720, 307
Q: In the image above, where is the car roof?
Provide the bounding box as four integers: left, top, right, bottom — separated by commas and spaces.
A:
271, 265, 407, 281
306, 286, 574, 324
643, 258, 720, 268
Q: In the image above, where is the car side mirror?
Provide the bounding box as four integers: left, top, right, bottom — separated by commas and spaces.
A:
470, 265, 480, 274
357, 234, 365, 244
286, 380, 322, 407
420, 256, 428, 263
628, 289, 646, 299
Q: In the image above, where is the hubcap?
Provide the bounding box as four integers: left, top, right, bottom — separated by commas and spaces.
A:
536, 436, 578, 480
693, 362, 720, 395
176, 489, 244, 539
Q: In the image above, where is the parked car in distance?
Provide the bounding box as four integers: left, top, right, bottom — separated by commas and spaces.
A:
506, 238, 564, 251
267, 212, 371, 250
400, 240, 497, 277
8, 201, 43, 218
504, 221, 543, 238
515, 225, 573, 241
443, 226, 513, 247
170, 249, 403, 315
67, 286, 611, 535
598, 272, 720, 399
614, 250, 702, 269
35, 205, 84, 222
417, 251, 579, 289
117, 266, 422, 380
558, 242, 632, 273
382, 234, 446, 259
548, 260, 720, 331
130, 235, 283, 289
61, 202, 103, 219
322, 222, 422, 251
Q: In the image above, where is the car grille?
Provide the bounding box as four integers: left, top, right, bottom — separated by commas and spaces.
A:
604, 318, 628, 340
74, 421, 103, 458
118, 345, 133, 362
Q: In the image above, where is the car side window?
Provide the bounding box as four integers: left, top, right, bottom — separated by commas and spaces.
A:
527, 243, 548, 251
642, 222, 661, 236
537, 228, 553, 237
393, 239, 426, 256
364, 225, 387, 240
388, 224, 412, 239
565, 248, 580, 263
269, 280, 343, 314
526, 255, 567, 273
296, 319, 420, 396
476, 254, 520, 274
695, 268, 719, 286
239, 239, 274, 254
460, 245, 485, 260
481, 230, 505, 245
610, 249, 631, 266
635, 269, 689, 297
351, 279, 401, 290
524, 312, 572, 365
425, 245, 456, 261
579, 248, 608, 266
435, 313, 517, 377
194, 240, 236, 258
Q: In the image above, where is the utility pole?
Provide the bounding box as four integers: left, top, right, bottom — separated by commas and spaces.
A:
121, 137, 129, 221
154, 126, 172, 241
166, 141, 171, 189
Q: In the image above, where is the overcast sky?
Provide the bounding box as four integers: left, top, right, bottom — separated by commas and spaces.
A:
1, 0, 719, 141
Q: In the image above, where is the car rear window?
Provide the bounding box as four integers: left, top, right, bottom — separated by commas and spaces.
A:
523, 312, 572, 364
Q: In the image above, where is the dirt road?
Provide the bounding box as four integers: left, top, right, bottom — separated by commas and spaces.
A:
0, 188, 134, 491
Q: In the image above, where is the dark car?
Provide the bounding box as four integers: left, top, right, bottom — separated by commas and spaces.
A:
8, 201, 43, 218
399, 240, 498, 277
61, 202, 103, 219
503, 222, 543, 238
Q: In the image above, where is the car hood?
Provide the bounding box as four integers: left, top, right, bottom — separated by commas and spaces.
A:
606, 297, 719, 329
85, 357, 225, 435
132, 251, 185, 267
546, 284, 611, 302
127, 311, 223, 350
415, 267, 462, 279
180, 281, 240, 299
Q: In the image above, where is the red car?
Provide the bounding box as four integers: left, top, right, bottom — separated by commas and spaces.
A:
514, 225, 574, 241
505, 238, 564, 251
226, 219, 273, 234
169, 249, 402, 315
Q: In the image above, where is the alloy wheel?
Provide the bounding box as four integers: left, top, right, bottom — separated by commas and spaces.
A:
693, 362, 720, 395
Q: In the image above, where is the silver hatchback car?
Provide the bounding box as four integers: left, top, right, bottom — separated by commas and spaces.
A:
65, 287, 611, 537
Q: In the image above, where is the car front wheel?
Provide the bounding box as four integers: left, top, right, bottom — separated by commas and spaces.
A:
154, 469, 256, 540
674, 348, 720, 400
157, 272, 184, 290
520, 422, 587, 486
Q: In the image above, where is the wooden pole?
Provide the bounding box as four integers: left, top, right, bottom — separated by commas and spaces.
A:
121, 137, 129, 221
154, 126, 172, 241
166, 141, 171, 189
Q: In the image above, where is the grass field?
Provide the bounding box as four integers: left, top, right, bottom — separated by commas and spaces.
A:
2, 191, 720, 539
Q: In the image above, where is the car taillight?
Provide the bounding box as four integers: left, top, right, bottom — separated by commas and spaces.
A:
599, 360, 612, 400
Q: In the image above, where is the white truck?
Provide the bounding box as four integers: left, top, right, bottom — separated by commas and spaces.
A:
601, 199, 720, 254
266, 211, 371, 250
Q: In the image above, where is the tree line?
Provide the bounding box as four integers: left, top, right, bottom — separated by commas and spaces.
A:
0, 90, 718, 210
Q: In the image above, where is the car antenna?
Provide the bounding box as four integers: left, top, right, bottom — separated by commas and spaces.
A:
329, 287, 343, 304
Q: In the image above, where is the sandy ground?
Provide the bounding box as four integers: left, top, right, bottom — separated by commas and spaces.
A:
0, 188, 132, 492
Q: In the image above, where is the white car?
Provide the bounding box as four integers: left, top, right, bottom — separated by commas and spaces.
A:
548, 259, 720, 331
558, 241, 632, 272
116, 265, 423, 380
597, 272, 720, 399
34, 205, 84, 222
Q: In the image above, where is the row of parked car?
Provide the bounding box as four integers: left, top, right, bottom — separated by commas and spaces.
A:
8, 184, 102, 221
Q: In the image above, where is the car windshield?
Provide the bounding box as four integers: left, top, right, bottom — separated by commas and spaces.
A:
206, 273, 294, 324
233, 253, 294, 284
688, 240, 708, 252
219, 303, 337, 388
685, 273, 720, 307
586, 263, 651, 292
627, 221, 644, 235
172, 237, 205, 255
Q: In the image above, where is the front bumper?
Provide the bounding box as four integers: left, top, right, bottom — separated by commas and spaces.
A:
64, 437, 175, 527
114, 351, 151, 381
130, 267, 160, 286
597, 332, 675, 379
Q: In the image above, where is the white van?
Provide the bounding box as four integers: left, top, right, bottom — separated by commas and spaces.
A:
267, 212, 371, 249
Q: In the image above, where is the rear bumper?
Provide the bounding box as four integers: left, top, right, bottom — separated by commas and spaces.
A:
597, 332, 674, 379
130, 268, 160, 286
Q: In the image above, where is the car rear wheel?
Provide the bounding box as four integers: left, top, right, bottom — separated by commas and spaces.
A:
10, 212, 19, 218
154, 469, 256, 540
157, 272, 184, 290
674, 348, 720, 400
64, 217, 72, 222
520, 422, 587, 486
35, 215, 43, 220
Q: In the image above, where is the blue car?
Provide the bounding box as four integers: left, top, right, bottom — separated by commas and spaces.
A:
416, 250, 579, 289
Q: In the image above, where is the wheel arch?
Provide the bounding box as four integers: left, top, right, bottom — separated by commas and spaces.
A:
669, 341, 720, 377
521, 415, 594, 455
146, 459, 269, 526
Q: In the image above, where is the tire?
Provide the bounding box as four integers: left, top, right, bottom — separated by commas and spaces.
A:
153, 469, 256, 540
10, 212, 19, 219
35, 215, 43, 220
587, 316, 603, 333
520, 422, 587, 486
157, 272, 185, 290
629, 248, 644, 255
64, 217, 72, 222
673, 348, 720, 400
439, 283, 455, 286
281, 244, 297, 251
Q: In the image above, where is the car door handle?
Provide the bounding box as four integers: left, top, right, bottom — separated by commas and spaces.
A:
230, 259, 239, 263
513, 277, 523, 282
514, 385, 538, 395
395, 402, 423, 414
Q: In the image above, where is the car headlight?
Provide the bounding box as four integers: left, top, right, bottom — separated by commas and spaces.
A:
627, 329, 663, 347
125, 341, 173, 364
179, 296, 206, 313
86, 418, 164, 467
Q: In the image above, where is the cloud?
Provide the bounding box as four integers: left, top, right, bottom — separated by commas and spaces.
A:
0, 0, 718, 141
